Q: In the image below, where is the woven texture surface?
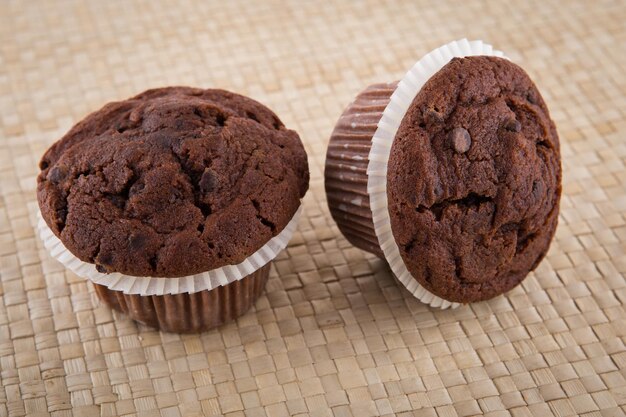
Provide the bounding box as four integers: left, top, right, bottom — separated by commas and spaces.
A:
1, 1, 626, 416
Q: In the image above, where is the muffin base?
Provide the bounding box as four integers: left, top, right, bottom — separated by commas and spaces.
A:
93, 264, 270, 333
324, 82, 396, 258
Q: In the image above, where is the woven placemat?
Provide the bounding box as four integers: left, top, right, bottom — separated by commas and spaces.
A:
1, 1, 625, 416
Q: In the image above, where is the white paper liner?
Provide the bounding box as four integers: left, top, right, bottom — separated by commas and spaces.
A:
367, 39, 507, 309
37, 205, 302, 296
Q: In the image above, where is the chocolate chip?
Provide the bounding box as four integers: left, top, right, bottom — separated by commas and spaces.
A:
504, 118, 521, 132
48, 166, 67, 183
128, 233, 147, 250
98, 252, 113, 266
450, 127, 471, 153
199, 168, 218, 192
95, 264, 107, 273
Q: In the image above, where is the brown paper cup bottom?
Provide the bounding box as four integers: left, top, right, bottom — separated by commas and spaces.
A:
93, 263, 270, 333
324, 82, 396, 258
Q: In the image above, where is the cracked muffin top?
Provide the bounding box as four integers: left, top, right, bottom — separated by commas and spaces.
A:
37, 87, 309, 277
387, 56, 561, 303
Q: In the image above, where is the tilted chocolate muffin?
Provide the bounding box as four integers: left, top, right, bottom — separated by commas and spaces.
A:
38, 87, 309, 332
325, 41, 561, 306
387, 57, 560, 302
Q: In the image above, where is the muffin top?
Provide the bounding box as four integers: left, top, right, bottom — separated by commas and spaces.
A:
38, 87, 309, 277
387, 56, 561, 303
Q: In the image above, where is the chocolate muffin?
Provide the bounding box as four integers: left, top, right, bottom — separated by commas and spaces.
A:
325, 41, 561, 306
38, 87, 309, 332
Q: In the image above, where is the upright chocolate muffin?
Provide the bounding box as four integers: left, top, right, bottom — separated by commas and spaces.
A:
325, 40, 561, 307
38, 87, 309, 332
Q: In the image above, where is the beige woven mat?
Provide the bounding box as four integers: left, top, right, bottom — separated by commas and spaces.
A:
1, 1, 625, 416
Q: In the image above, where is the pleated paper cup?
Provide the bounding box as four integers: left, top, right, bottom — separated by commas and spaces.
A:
38, 206, 302, 332
325, 39, 506, 309
92, 265, 270, 333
